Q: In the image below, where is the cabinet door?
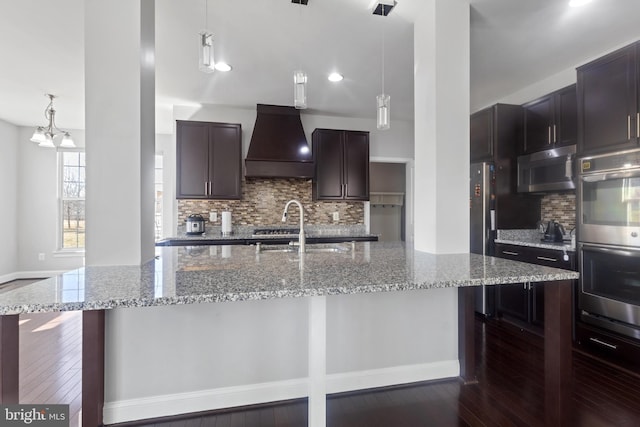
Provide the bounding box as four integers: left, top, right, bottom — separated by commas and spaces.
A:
209, 123, 242, 199
343, 131, 369, 200
578, 44, 638, 155
494, 244, 529, 322
555, 85, 577, 148
524, 95, 554, 154
470, 108, 493, 162
177, 121, 209, 199
313, 129, 344, 200
497, 283, 529, 323
531, 282, 545, 327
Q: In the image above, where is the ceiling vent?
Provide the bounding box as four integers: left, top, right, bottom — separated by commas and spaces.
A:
372, 0, 396, 16
291, 0, 308, 5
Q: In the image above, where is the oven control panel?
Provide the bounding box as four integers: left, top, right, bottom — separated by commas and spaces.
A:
581, 149, 640, 174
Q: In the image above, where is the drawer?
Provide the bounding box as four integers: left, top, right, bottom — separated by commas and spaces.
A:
495, 243, 575, 270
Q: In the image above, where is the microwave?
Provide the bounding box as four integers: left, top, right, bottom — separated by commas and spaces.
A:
517, 145, 576, 193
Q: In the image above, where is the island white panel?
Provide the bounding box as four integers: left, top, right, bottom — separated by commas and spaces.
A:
104, 298, 309, 423
326, 288, 458, 379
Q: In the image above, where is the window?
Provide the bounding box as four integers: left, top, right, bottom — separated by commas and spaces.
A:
60, 151, 86, 250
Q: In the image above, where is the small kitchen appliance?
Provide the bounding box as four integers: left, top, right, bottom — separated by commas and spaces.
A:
186, 214, 206, 235
542, 220, 565, 243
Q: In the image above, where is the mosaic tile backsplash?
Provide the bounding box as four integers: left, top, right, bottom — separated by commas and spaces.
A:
178, 178, 364, 229
541, 192, 576, 229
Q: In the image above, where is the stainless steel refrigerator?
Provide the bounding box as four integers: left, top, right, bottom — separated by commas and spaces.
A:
470, 162, 496, 316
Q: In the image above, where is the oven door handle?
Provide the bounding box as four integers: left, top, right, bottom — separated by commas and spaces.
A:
581, 244, 640, 258
581, 169, 640, 182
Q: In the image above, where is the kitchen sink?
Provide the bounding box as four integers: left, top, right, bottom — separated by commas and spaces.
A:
255, 242, 354, 254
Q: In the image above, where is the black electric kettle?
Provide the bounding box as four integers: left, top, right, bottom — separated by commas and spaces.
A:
543, 221, 565, 243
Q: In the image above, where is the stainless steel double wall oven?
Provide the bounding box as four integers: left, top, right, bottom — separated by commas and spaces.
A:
578, 149, 640, 339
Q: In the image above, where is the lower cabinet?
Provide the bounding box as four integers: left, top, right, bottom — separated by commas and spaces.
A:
495, 243, 575, 329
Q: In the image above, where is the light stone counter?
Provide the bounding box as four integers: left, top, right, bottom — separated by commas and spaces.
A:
496, 229, 575, 252
0, 242, 578, 315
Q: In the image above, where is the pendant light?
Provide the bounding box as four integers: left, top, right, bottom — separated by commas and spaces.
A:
30, 94, 75, 148
199, 0, 215, 73
293, 0, 308, 109
376, 4, 390, 130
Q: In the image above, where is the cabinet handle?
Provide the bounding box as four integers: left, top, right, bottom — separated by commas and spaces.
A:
628, 115, 632, 140
589, 337, 618, 350
637, 112, 639, 138
205, 182, 208, 195
536, 256, 557, 262
344, 183, 348, 197
503, 251, 519, 256
553, 125, 557, 143
548, 126, 551, 144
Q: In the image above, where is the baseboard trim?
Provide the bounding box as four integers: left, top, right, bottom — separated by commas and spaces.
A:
103, 379, 309, 425
326, 360, 460, 394
103, 360, 460, 425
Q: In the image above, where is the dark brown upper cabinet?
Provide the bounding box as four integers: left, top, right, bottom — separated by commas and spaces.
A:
577, 41, 640, 155
470, 103, 524, 163
176, 120, 242, 200
312, 128, 369, 201
470, 107, 493, 162
523, 84, 577, 154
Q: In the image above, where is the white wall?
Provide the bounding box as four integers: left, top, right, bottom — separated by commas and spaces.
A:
0, 119, 18, 282
16, 127, 86, 276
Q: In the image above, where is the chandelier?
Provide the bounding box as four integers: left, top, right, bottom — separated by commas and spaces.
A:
30, 94, 75, 148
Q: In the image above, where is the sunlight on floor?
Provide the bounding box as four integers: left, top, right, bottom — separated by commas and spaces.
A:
32, 314, 65, 332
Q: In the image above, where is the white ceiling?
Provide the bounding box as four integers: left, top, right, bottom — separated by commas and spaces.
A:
2, 0, 640, 135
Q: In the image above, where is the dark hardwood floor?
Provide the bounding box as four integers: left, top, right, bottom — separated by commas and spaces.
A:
11, 277, 640, 427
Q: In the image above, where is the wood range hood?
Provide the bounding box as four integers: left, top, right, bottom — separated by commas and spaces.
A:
245, 104, 314, 178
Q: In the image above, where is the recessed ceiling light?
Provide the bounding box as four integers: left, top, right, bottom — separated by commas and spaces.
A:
569, 0, 592, 7
328, 72, 343, 82
215, 62, 232, 72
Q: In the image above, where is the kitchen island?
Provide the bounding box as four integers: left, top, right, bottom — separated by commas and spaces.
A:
0, 242, 578, 426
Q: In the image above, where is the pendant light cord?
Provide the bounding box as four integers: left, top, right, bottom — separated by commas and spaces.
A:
381, 5, 385, 95
204, 0, 208, 29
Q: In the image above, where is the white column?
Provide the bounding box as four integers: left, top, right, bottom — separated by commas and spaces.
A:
413, 0, 470, 254
308, 296, 327, 426
84, 0, 156, 266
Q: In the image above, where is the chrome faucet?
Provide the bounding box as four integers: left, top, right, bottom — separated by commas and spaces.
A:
282, 199, 306, 253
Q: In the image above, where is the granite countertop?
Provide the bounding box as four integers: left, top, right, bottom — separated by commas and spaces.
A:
495, 229, 575, 252
0, 242, 578, 315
